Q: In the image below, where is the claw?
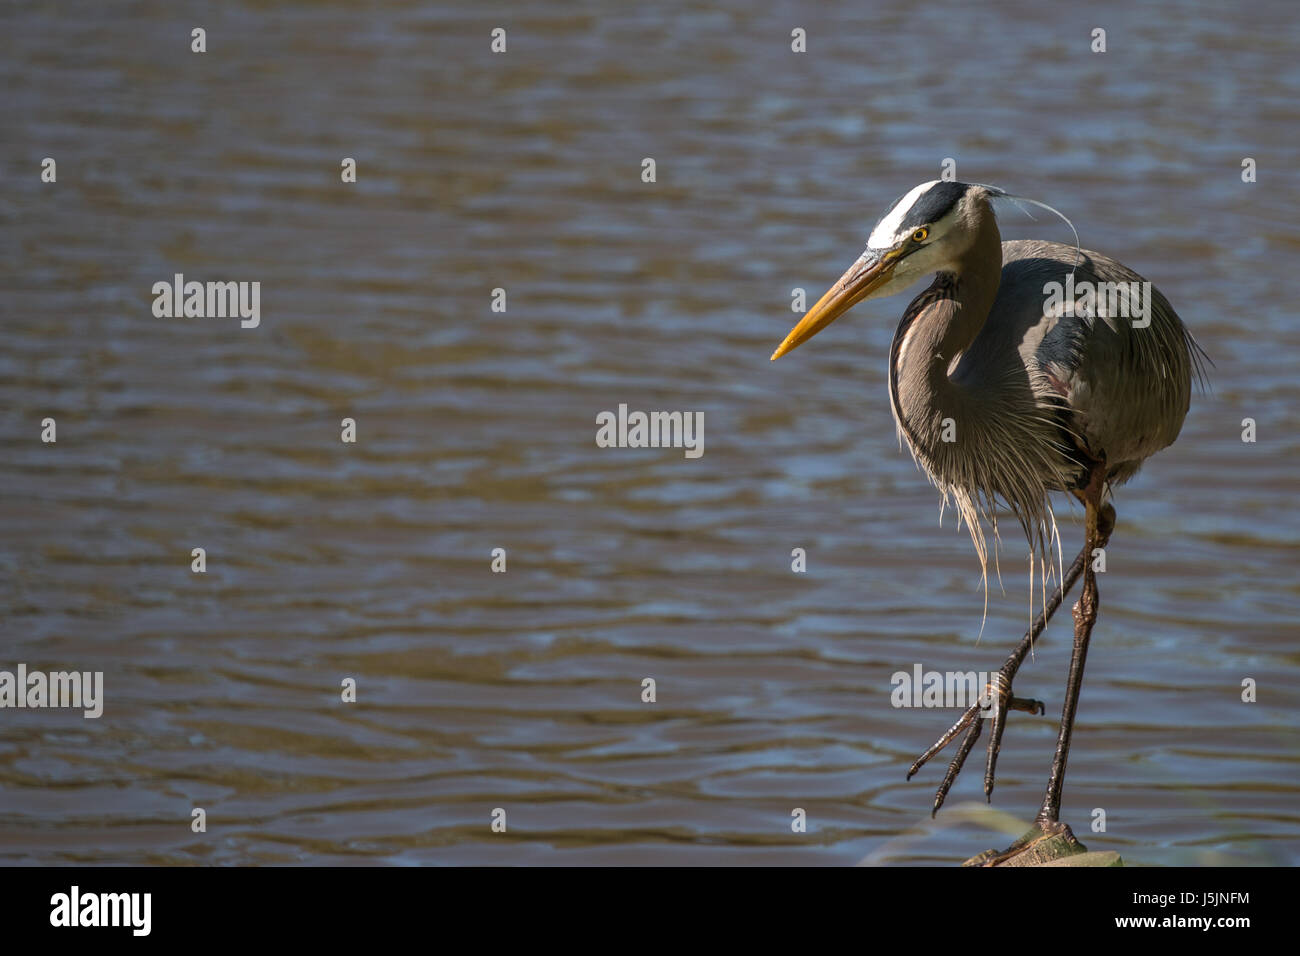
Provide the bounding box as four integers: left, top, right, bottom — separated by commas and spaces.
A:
907, 667, 1047, 814
1014, 697, 1046, 716
983, 674, 1009, 801
907, 703, 978, 780
933, 711, 982, 816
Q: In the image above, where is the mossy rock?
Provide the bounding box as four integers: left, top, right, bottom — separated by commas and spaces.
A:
962, 824, 1121, 867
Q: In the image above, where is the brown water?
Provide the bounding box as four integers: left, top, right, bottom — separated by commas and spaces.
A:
1, 1, 1297, 865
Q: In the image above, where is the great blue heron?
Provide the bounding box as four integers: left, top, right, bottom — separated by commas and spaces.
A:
771, 180, 1207, 865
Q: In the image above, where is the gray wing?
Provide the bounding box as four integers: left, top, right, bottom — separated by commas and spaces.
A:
983, 239, 1207, 486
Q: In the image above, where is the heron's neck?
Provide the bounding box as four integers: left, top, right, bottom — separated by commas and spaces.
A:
889, 222, 1003, 456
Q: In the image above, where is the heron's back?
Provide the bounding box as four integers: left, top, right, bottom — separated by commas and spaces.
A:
970, 239, 1206, 487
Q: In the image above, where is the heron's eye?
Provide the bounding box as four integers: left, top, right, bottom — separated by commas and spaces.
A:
911, 227, 929, 243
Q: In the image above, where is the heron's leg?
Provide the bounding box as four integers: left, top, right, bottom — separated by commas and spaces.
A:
1036, 484, 1113, 825
970, 476, 1116, 866
907, 540, 1090, 816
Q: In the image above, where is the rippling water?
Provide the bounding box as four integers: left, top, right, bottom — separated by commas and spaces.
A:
1, 1, 1297, 865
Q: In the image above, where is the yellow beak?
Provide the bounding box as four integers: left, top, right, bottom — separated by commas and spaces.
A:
771, 250, 899, 360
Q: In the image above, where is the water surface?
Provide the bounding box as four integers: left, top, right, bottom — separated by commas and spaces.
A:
0, 0, 1297, 865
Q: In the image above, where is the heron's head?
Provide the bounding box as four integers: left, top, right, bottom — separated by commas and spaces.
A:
771, 180, 998, 360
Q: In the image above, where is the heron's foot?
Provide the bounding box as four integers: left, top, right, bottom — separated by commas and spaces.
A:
906, 669, 1045, 816
962, 819, 1086, 867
